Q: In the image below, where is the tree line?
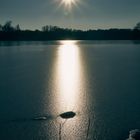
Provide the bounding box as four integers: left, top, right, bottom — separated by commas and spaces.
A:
0, 21, 140, 40
0, 21, 20, 32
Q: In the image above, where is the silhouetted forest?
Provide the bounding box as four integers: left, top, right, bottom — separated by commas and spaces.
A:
0, 21, 140, 41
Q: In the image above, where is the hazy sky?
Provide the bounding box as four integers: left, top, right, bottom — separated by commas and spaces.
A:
0, 0, 140, 30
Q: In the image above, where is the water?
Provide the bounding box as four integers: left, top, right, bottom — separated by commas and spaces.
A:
0, 40, 140, 140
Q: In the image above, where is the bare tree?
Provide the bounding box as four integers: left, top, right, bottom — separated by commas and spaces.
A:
0, 24, 2, 31
15, 24, 21, 31
42, 25, 49, 32
134, 22, 140, 30
42, 25, 61, 32
2, 21, 14, 32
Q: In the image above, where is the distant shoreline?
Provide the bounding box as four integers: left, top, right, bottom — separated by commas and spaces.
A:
1, 21, 140, 41
0, 29, 140, 41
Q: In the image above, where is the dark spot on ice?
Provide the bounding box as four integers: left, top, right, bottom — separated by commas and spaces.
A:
60, 111, 76, 119
33, 115, 53, 121
33, 116, 47, 121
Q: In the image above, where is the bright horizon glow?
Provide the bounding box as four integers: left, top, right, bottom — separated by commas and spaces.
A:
60, 40, 77, 46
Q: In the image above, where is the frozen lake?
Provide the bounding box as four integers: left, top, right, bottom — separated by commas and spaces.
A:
0, 40, 140, 140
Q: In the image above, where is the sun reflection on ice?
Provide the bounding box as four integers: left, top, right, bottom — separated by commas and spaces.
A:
54, 40, 83, 112
47, 40, 89, 139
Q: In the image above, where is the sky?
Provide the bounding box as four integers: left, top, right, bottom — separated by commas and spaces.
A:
0, 0, 140, 30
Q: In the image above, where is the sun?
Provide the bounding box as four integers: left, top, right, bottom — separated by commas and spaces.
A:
60, 0, 78, 9
54, 0, 80, 12
62, 0, 75, 6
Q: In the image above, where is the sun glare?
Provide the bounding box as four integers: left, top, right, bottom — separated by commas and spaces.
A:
62, 0, 75, 5
60, 0, 78, 10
